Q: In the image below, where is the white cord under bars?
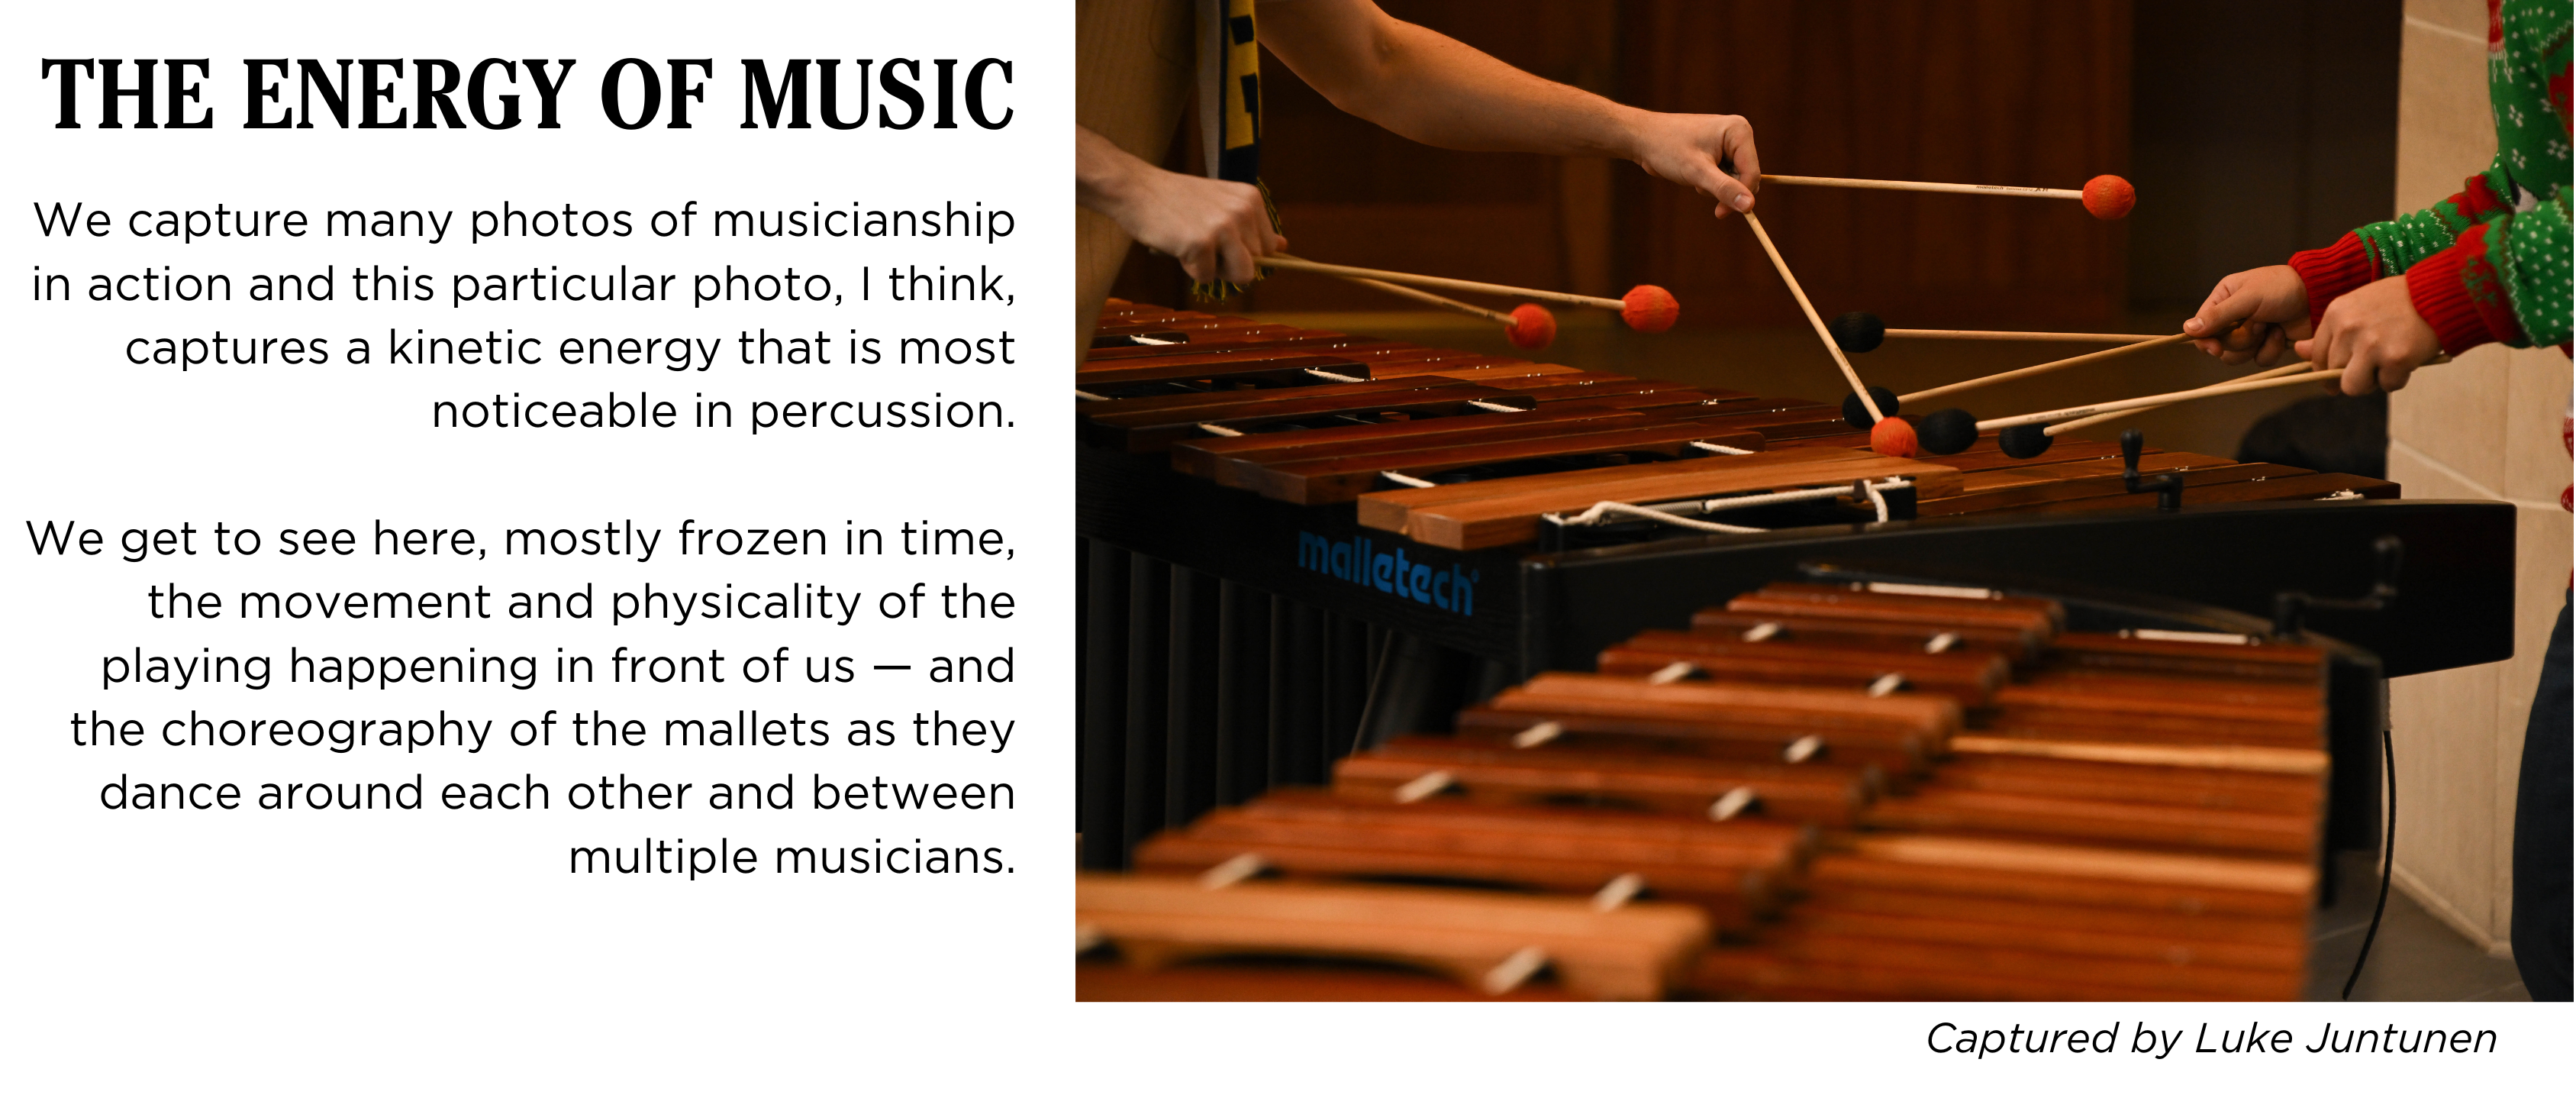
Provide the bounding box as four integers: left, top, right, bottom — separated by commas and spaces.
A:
1543, 476, 1908, 535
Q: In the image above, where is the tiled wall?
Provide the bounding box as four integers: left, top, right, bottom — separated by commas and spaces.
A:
2384, 0, 2573, 954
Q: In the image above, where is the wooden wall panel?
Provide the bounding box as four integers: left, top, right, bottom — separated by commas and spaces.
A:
2127, 0, 2400, 309
1117, 1, 2134, 328
1619, 0, 2132, 329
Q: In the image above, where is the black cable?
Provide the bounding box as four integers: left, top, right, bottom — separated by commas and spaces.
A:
2341, 722, 2396, 1000
1348, 635, 1398, 757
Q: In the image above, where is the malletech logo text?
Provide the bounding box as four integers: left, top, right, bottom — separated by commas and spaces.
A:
1294, 531, 1478, 615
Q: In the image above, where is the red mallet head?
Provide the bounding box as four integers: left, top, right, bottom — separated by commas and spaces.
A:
1505, 302, 1558, 350
2081, 174, 2136, 220
1620, 285, 1680, 333
1868, 415, 1919, 458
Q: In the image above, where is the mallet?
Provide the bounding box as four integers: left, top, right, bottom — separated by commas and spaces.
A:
1739, 211, 1917, 457
1761, 173, 2136, 220
1330, 269, 1561, 350
1826, 322, 2265, 425
1825, 312, 2165, 353
1259, 255, 1678, 334
2045, 351, 2452, 437
2039, 362, 2320, 436
1917, 365, 2391, 460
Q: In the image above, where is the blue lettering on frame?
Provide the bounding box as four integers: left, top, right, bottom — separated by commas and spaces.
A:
1293, 529, 1478, 617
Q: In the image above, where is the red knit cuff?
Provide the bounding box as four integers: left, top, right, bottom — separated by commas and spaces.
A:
2454, 177, 2508, 220
2404, 247, 2496, 354
2404, 225, 2526, 355
2288, 231, 2379, 329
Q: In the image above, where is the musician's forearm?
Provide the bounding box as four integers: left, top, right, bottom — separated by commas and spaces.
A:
1350, 35, 1641, 157
1259, 1, 1757, 216
1075, 124, 1150, 220
1261, 0, 1642, 159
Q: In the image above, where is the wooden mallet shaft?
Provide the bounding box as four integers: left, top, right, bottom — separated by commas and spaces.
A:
1900, 331, 2197, 403
2042, 362, 2316, 436
2044, 350, 2454, 435
1886, 329, 2163, 345
1339, 273, 1514, 325
1740, 210, 1883, 421
1980, 367, 2374, 431
1259, 255, 1623, 312
1762, 174, 2084, 201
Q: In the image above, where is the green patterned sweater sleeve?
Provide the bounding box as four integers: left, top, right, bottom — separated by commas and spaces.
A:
2349, 160, 2513, 276
2487, 186, 2571, 347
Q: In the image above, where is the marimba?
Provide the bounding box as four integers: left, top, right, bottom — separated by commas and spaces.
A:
1074, 301, 2516, 998
1081, 577, 2326, 1000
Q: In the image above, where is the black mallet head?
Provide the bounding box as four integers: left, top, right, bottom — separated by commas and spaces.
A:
1998, 423, 2055, 460
1829, 312, 1885, 354
1914, 408, 1978, 454
1839, 385, 1901, 428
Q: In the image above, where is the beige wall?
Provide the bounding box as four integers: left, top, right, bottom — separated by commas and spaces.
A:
2385, 0, 2574, 954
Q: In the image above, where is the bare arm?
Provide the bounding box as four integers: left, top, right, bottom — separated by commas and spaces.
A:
1259, 0, 1761, 218
1078, 124, 1285, 284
